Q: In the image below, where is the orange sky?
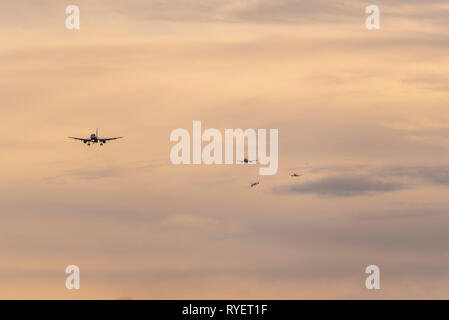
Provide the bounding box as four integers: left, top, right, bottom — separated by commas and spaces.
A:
1, 0, 449, 299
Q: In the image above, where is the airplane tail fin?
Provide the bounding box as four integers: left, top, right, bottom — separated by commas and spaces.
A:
96, 128, 98, 137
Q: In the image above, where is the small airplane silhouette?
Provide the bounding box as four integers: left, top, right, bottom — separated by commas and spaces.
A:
68, 129, 123, 146
250, 181, 260, 188
238, 158, 257, 164
290, 173, 304, 177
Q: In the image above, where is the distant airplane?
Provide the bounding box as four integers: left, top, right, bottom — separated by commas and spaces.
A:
238, 158, 257, 164
68, 129, 123, 146
250, 181, 260, 188
290, 173, 304, 177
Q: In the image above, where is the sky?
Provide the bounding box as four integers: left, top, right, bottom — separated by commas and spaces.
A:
1, 0, 449, 299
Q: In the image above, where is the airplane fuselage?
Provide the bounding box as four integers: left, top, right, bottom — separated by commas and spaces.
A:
90, 134, 98, 143
83, 134, 103, 145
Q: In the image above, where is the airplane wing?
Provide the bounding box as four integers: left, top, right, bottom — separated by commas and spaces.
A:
68, 137, 88, 142
100, 137, 123, 142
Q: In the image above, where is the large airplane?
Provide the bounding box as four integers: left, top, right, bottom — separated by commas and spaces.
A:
68, 129, 123, 146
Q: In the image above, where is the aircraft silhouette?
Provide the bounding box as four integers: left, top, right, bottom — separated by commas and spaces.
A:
250, 181, 260, 188
290, 173, 304, 177
238, 158, 257, 164
68, 129, 123, 146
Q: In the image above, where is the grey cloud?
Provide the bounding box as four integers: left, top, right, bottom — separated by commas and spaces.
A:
354, 207, 438, 221
403, 74, 449, 91
67, 167, 122, 180
274, 174, 407, 197
100, 0, 449, 27
310, 164, 449, 186
2, 0, 449, 34
47, 160, 167, 181
380, 166, 449, 186
240, 208, 449, 253
276, 165, 449, 197
102, 0, 359, 24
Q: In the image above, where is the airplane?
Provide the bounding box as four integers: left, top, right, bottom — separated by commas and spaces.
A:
290, 173, 304, 177
238, 158, 257, 164
250, 181, 260, 188
68, 129, 123, 146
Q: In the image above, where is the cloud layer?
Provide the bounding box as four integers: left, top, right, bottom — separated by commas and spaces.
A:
275, 165, 449, 197
275, 174, 407, 197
